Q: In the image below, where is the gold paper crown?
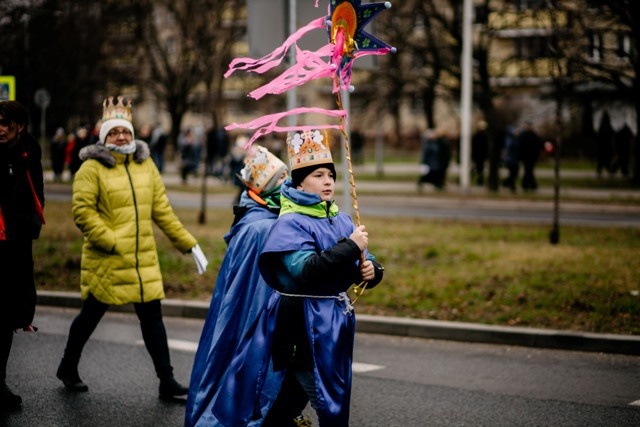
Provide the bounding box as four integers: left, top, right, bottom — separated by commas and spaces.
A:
286, 130, 333, 171
239, 145, 286, 193
102, 96, 133, 122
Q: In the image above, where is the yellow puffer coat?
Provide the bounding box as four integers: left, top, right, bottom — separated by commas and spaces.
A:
72, 141, 197, 305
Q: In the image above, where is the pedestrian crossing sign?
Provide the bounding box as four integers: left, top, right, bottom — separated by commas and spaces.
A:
0, 76, 16, 101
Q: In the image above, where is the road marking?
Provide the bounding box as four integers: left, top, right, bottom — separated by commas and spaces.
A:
352, 362, 385, 373
137, 339, 199, 352
169, 339, 200, 352
146, 340, 385, 373
629, 400, 640, 406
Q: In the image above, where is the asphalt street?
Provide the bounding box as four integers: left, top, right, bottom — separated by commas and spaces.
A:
2, 306, 640, 427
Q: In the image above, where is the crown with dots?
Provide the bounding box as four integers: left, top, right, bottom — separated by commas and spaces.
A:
102, 96, 133, 123
239, 145, 287, 194
286, 129, 333, 171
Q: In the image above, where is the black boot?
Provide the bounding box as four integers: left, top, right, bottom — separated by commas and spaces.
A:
0, 380, 22, 412
56, 358, 88, 392
158, 376, 188, 401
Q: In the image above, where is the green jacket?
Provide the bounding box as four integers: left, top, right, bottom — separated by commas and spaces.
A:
72, 141, 197, 305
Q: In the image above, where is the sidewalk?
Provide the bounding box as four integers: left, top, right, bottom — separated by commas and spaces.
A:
155, 160, 640, 202
36, 291, 640, 357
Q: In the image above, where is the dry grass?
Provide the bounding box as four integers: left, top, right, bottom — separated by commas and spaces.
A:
36, 199, 640, 335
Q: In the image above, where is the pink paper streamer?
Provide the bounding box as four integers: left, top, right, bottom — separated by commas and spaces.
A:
225, 107, 347, 147
249, 44, 336, 100
224, 16, 326, 78
243, 24, 394, 98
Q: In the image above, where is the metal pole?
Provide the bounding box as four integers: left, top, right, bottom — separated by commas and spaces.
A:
550, 138, 561, 244
459, 0, 473, 191
39, 105, 46, 148
286, 0, 297, 129
375, 96, 384, 178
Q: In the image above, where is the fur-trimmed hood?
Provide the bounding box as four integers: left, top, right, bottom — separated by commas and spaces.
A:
79, 140, 150, 168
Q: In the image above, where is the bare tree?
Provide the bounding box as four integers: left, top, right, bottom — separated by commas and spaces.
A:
134, 0, 245, 146
0, 0, 119, 132
374, 0, 460, 143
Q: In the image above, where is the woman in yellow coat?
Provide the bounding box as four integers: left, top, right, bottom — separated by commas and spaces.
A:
56, 96, 205, 401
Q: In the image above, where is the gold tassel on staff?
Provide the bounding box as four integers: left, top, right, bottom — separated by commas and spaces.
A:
336, 92, 368, 303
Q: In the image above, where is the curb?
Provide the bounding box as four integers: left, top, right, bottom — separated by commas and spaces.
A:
37, 291, 640, 356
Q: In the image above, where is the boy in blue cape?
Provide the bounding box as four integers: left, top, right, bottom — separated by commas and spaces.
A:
208, 130, 383, 427
185, 145, 303, 426
259, 130, 384, 426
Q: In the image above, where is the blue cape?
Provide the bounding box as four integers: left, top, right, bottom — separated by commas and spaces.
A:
185, 192, 283, 426
210, 181, 359, 427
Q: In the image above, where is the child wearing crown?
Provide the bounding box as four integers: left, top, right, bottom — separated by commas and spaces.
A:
184, 145, 310, 426
208, 129, 384, 427
260, 129, 384, 426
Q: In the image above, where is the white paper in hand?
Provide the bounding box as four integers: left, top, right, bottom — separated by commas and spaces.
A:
191, 244, 208, 275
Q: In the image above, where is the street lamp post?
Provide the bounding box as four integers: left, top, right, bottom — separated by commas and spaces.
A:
21, 13, 31, 116
459, 0, 473, 192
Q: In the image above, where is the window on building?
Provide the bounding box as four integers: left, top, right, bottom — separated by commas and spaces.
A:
616, 32, 633, 59
510, 0, 551, 11
515, 37, 552, 59
474, 5, 488, 24
587, 31, 603, 62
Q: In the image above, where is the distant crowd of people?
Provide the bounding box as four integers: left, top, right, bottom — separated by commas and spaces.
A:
418, 116, 636, 193
595, 111, 633, 179
48, 120, 264, 191
419, 120, 550, 193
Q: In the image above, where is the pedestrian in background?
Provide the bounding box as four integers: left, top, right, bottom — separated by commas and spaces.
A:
56, 96, 207, 401
519, 122, 544, 192
50, 127, 67, 182
0, 100, 45, 412
149, 123, 168, 173
228, 134, 248, 204
137, 123, 152, 145
596, 111, 614, 178
185, 145, 292, 426
178, 128, 199, 184
612, 124, 633, 178
471, 120, 488, 186
205, 126, 229, 178
68, 124, 92, 180
501, 125, 520, 192
418, 128, 451, 190
350, 127, 365, 165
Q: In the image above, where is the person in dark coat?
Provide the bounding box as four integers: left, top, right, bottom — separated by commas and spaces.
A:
205, 127, 230, 177
68, 125, 93, 179
0, 100, 45, 412
149, 124, 168, 173
471, 120, 489, 186
612, 124, 633, 178
350, 128, 365, 165
518, 122, 544, 192
50, 127, 67, 182
501, 125, 520, 192
596, 111, 614, 178
418, 128, 451, 190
